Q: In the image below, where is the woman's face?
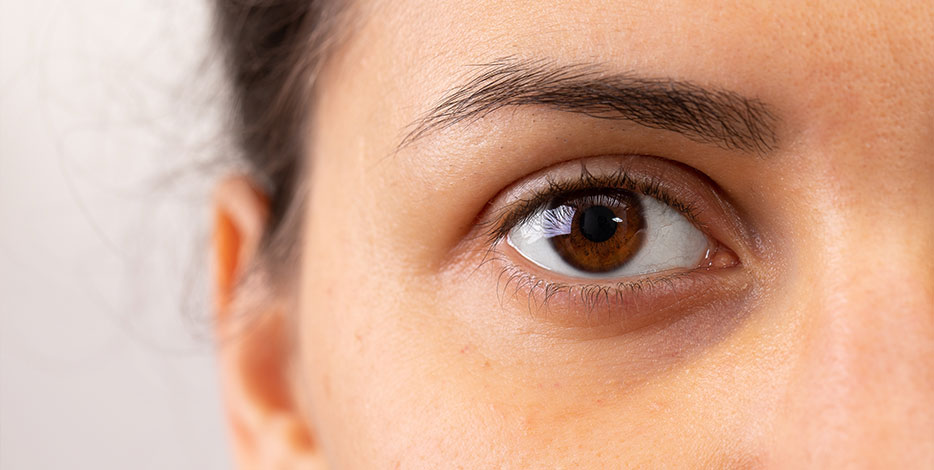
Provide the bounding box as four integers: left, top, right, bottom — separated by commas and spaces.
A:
216, 0, 934, 467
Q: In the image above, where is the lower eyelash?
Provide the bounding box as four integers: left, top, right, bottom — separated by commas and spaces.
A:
484, 246, 696, 319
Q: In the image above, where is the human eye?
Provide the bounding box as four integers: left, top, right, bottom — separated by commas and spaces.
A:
507, 187, 710, 279
479, 154, 750, 328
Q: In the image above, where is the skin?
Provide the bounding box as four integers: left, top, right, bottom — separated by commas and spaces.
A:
213, 1, 934, 468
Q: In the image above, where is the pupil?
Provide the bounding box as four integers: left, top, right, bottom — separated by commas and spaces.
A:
578, 205, 618, 243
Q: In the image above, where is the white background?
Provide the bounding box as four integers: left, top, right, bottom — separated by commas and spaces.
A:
1, 1, 232, 468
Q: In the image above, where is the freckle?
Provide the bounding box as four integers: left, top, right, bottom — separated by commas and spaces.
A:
483, 361, 490, 368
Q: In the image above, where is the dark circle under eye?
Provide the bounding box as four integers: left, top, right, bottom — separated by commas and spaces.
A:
548, 190, 645, 273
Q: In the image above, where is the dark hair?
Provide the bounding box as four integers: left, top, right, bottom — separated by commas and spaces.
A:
212, 0, 347, 276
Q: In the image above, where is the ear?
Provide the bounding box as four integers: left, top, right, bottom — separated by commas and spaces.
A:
212, 176, 325, 470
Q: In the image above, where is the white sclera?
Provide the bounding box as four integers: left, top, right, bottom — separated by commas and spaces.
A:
506, 194, 709, 279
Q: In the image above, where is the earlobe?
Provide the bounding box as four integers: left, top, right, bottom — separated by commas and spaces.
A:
212, 176, 325, 469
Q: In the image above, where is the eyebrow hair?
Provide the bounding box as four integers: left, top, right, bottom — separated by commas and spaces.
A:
400, 57, 779, 153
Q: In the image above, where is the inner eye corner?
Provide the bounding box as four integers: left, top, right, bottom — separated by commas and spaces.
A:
704, 242, 742, 270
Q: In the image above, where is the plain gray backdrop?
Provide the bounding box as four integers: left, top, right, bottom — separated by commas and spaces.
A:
1, 1, 232, 468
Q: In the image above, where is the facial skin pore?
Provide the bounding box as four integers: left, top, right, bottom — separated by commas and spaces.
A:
214, 1, 934, 468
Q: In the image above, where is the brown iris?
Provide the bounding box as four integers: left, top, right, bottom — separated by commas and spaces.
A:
547, 189, 645, 273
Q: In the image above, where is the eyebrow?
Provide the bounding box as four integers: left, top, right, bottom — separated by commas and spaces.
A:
400, 57, 779, 153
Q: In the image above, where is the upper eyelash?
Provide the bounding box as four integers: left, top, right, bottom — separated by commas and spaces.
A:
482, 165, 703, 245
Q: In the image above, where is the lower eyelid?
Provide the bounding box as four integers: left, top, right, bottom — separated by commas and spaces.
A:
488, 247, 752, 334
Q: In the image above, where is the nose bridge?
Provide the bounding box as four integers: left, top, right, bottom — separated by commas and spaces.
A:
756, 6, 934, 463
771, 180, 934, 466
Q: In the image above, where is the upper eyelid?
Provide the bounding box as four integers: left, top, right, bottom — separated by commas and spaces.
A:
484, 167, 704, 245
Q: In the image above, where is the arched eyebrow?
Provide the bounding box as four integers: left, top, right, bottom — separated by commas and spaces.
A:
400, 57, 779, 154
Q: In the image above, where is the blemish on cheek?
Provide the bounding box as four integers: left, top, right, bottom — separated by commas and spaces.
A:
459, 344, 473, 354
353, 330, 366, 353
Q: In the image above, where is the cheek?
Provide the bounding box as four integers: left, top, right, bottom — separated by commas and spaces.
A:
294, 156, 503, 465
296, 261, 792, 467
295, 253, 505, 466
